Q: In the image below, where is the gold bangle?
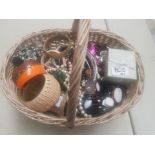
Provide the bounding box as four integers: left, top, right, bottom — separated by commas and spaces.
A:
43, 34, 71, 59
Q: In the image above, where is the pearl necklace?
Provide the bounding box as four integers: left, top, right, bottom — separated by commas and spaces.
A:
46, 58, 72, 90
77, 87, 92, 118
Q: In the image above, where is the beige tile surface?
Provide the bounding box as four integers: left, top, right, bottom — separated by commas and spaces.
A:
0, 19, 133, 135
107, 19, 155, 134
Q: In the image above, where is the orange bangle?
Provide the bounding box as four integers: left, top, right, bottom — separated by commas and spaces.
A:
12, 60, 45, 89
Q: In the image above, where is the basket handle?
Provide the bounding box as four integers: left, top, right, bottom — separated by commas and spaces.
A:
66, 19, 91, 128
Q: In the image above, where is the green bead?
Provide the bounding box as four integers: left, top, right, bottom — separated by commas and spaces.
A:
52, 70, 67, 91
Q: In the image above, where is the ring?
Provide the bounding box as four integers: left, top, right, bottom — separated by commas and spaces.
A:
12, 60, 45, 89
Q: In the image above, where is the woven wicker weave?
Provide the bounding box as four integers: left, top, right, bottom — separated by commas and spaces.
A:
0, 19, 144, 127
20, 74, 61, 113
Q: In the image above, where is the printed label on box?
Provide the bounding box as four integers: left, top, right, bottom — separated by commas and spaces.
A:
111, 65, 129, 77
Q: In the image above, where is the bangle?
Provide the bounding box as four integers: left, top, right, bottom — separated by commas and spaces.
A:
43, 34, 72, 59
12, 60, 45, 89
44, 45, 71, 59
20, 74, 61, 112
85, 53, 98, 80
43, 34, 70, 50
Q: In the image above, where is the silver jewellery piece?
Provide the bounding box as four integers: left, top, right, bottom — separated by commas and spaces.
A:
86, 53, 98, 81
51, 59, 59, 68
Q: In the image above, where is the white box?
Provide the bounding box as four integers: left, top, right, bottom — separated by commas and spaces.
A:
106, 48, 137, 83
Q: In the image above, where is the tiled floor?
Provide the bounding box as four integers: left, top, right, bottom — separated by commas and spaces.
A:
146, 19, 155, 42
0, 19, 154, 134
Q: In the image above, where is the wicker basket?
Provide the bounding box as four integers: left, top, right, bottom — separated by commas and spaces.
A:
0, 19, 144, 128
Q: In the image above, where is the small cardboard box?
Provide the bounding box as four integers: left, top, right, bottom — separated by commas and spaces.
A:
105, 48, 137, 84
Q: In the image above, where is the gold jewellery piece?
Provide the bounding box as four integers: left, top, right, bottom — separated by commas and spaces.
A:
43, 34, 72, 59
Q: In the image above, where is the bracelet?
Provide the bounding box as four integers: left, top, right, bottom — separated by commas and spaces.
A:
12, 60, 45, 89
43, 34, 72, 59
20, 73, 61, 112
85, 53, 98, 80
43, 45, 71, 59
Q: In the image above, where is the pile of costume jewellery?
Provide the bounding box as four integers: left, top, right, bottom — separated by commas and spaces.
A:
11, 33, 137, 117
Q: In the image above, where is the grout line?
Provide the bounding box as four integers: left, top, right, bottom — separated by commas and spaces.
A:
105, 19, 136, 135
104, 19, 109, 31
128, 111, 136, 135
